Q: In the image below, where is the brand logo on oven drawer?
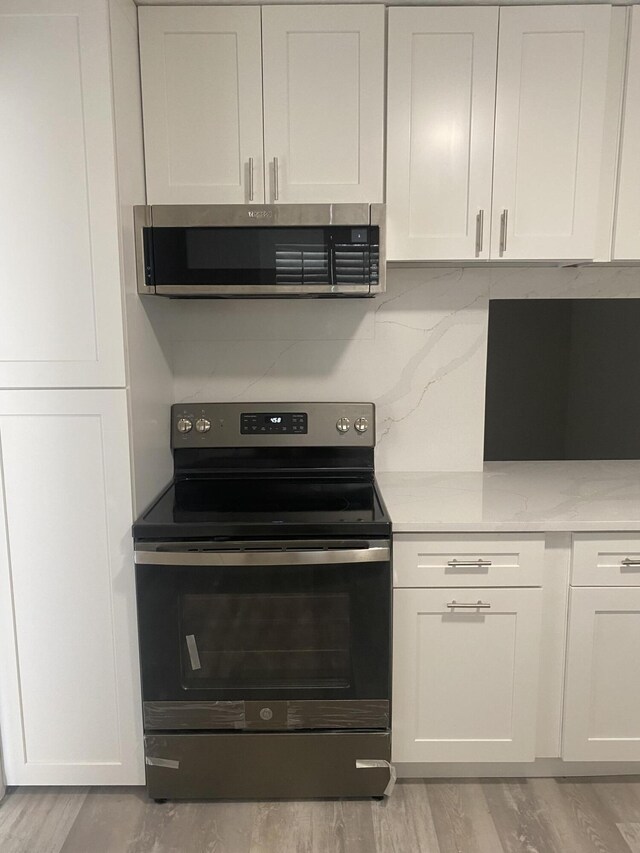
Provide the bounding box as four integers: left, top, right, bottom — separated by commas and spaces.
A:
248, 210, 273, 219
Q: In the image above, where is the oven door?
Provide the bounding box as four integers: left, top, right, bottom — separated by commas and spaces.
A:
134, 540, 391, 731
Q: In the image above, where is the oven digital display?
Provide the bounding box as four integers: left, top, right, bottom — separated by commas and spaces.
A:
241, 412, 308, 435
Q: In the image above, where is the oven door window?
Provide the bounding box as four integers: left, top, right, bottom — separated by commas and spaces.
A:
135, 557, 390, 702
180, 592, 351, 690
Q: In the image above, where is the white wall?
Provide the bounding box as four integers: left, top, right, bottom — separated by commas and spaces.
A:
109, 0, 174, 513
164, 266, 640, 472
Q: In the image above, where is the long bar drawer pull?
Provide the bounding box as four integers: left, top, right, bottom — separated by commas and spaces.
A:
447, 559, 492, 568
447, 600, 491, 610
621, 558, 640, 567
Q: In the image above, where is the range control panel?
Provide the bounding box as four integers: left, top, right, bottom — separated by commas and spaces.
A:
171, 402, 375, 448
241, 412, 308, 435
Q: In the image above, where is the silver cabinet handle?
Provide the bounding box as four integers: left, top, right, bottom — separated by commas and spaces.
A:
499, 209, 508, 255
621, 557, 640, 567
447, 600, 491, 609
475, 209, 484, 256
447, 559, 492, 568
273, 156, 279, 201
248, 157, 254, 202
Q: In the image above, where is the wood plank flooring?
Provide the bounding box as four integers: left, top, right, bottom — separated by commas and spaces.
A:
0, 778, 639, 853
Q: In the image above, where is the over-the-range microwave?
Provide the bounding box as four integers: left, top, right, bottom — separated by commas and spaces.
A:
134, 203, 385, 298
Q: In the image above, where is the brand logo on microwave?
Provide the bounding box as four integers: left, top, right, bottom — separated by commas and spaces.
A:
248, 210, 273, 219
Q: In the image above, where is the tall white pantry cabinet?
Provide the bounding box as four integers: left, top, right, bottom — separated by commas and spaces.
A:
0, 0, 144, 784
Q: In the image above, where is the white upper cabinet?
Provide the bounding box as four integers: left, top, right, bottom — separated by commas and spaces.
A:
0, 0, 125, 388
139, 6, 264, 205
140, 5, 384, 206
387, 8, 498, 260
492, 5, 611, 261
614, 7, 640, 260
262, 5, 385, 204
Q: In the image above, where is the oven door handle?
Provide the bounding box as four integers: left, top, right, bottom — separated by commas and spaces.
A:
134, 545, 390, 567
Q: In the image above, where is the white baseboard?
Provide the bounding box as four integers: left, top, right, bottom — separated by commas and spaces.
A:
396, 758, 640, 779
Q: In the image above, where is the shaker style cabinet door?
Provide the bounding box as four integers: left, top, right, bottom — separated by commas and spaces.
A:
139, 6, 264, 204
392, 588, 542, 763
0, 390, 143, 785
491, 5, 611, 261
0, 0, 125, 388
261, 5, 385, 203
563, 587, 640, 762
386, 8, 498, 260
614, 7, 640, 259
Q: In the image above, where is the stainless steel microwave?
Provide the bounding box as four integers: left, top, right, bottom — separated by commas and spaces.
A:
134, 203, 385, 297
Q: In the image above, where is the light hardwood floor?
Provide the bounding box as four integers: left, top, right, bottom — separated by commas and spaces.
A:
0, 778, 639, 853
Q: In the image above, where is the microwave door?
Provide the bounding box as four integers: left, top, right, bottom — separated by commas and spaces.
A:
148, 226, 342, 295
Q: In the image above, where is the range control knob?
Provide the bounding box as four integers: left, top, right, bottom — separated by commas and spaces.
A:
336, 417, 351, 434
354, 417, 369, 434
176, 417, 193, 434
195, 418, 211, 434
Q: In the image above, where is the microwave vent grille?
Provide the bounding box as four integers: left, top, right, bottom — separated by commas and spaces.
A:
276, 245, 329, 284
334, 244, 378, 286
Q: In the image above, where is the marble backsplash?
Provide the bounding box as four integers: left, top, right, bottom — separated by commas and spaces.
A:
164, 265, 640, 472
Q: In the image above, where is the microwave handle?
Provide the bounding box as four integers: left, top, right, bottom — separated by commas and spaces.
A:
273, 157, 279, 201
135, 545, 389, 567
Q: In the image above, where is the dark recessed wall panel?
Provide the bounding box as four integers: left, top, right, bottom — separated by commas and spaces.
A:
484, 299, 640, 461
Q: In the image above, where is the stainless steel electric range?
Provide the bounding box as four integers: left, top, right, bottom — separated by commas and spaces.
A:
132, 402, 392, 801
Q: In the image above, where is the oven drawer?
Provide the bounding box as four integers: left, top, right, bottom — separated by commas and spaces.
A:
393, 534, 544, 588
144, 731, 391, 799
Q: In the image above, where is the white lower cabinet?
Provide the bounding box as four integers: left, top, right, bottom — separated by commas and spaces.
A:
0, 390, 143, 785
563, 586, 640, 762
392, 587, 542, 763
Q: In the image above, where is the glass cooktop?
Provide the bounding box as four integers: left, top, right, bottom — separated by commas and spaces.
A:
134, 475, 390, 539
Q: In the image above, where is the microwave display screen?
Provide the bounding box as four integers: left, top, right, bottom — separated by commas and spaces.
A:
146, 226, 379, 288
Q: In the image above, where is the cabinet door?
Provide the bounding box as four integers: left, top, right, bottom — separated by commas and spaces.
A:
393, 588, 542, 763
0, 390, 143, 784
492, 6, 611, 260
563, 587, 640, 761
0, 0, 125, 388
386, 8, 498, 260
262, 5, 384, 203
139, 6, 264, 204
614, 7, 640, 259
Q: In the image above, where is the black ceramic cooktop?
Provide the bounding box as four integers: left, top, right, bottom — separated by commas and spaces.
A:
133, 475, 391, 540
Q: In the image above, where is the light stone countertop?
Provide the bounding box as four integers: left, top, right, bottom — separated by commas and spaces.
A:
377, 461, 640, 533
